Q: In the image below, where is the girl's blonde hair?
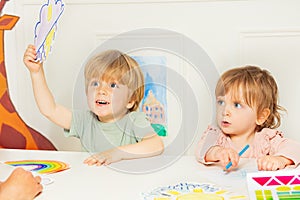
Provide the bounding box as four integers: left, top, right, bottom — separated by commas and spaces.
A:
215, 65, 286, 131
84, 49, 144, 111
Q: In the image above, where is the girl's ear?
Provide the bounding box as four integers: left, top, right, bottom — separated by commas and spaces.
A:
256, 108, 271, 125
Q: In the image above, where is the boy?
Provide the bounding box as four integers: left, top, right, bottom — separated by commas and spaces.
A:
24, 46, 164, 166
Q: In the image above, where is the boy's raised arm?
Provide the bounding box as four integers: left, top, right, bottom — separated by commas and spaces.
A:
23, 45, 72, 130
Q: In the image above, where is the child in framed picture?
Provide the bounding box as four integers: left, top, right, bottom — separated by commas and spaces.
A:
195, 65, 300, 171
23, 45, 164, 166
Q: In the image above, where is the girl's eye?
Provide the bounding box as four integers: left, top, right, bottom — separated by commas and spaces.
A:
110, 83, 118, 88
217, 100, 225, 106
234, 103, 242, 108
91, 81, 100, 87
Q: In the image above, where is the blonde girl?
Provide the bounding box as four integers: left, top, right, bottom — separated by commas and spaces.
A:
195, 65, 300, 171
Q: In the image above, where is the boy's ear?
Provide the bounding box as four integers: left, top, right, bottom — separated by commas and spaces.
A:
126, 99, 135, 109
256, 108, 271, 125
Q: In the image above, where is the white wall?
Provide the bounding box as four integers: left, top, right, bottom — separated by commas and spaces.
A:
3, 0, 300, 153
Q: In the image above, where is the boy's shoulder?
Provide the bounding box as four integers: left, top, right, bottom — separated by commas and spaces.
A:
125, 111, 152, 127
127, 111, 147, 119
72, 110, 97, 121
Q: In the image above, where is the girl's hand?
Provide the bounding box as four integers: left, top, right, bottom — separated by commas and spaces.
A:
206, 146, 240, 171
257, 155, 293, 171
83, 148, 124, 166
23, 45, 42, 73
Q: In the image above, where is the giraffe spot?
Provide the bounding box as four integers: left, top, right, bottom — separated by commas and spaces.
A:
0, 61, 6, 77
0, 18, 14, 26
0, 91, 15, 113
0, 69, 6, 98
0, 123, 26, 149
27, 125, 57, 150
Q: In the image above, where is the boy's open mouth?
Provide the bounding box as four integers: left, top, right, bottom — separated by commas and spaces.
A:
96, 100, 110, 105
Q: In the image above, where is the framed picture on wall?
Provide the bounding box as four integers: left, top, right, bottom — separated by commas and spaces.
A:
133, 55, 168, 137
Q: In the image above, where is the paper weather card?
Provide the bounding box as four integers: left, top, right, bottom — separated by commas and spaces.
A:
34, 0, 65, 62
247, 170, 300, 200
142, 182, 247, 200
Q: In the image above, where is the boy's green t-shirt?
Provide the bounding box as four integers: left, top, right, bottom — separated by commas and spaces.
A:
64, 110, 154, 153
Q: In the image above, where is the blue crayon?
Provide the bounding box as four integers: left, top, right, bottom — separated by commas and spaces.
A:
225, 144, 250, 170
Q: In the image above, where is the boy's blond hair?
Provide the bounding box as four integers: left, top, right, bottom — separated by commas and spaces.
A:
215, 65, 286, 131
84, 49, 144, 111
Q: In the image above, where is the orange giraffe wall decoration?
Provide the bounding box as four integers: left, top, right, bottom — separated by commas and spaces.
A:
0, 0, 56, 150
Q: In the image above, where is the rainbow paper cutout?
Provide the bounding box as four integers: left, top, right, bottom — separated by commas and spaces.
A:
5, 160, 70, 174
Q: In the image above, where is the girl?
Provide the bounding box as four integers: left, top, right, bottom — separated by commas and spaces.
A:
195, 65, 300, 171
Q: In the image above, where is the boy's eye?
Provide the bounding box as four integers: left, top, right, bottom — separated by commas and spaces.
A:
234, 103, 242, 108
91, 81, 100, 87
110, 82, 118, 88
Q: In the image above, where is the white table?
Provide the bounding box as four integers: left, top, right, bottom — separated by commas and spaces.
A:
0, 149, 258, 199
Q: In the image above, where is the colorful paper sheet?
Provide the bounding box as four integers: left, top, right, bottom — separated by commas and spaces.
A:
142, 182, 247, 200
247, 170, 300, 200
5, 160, 70, 174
